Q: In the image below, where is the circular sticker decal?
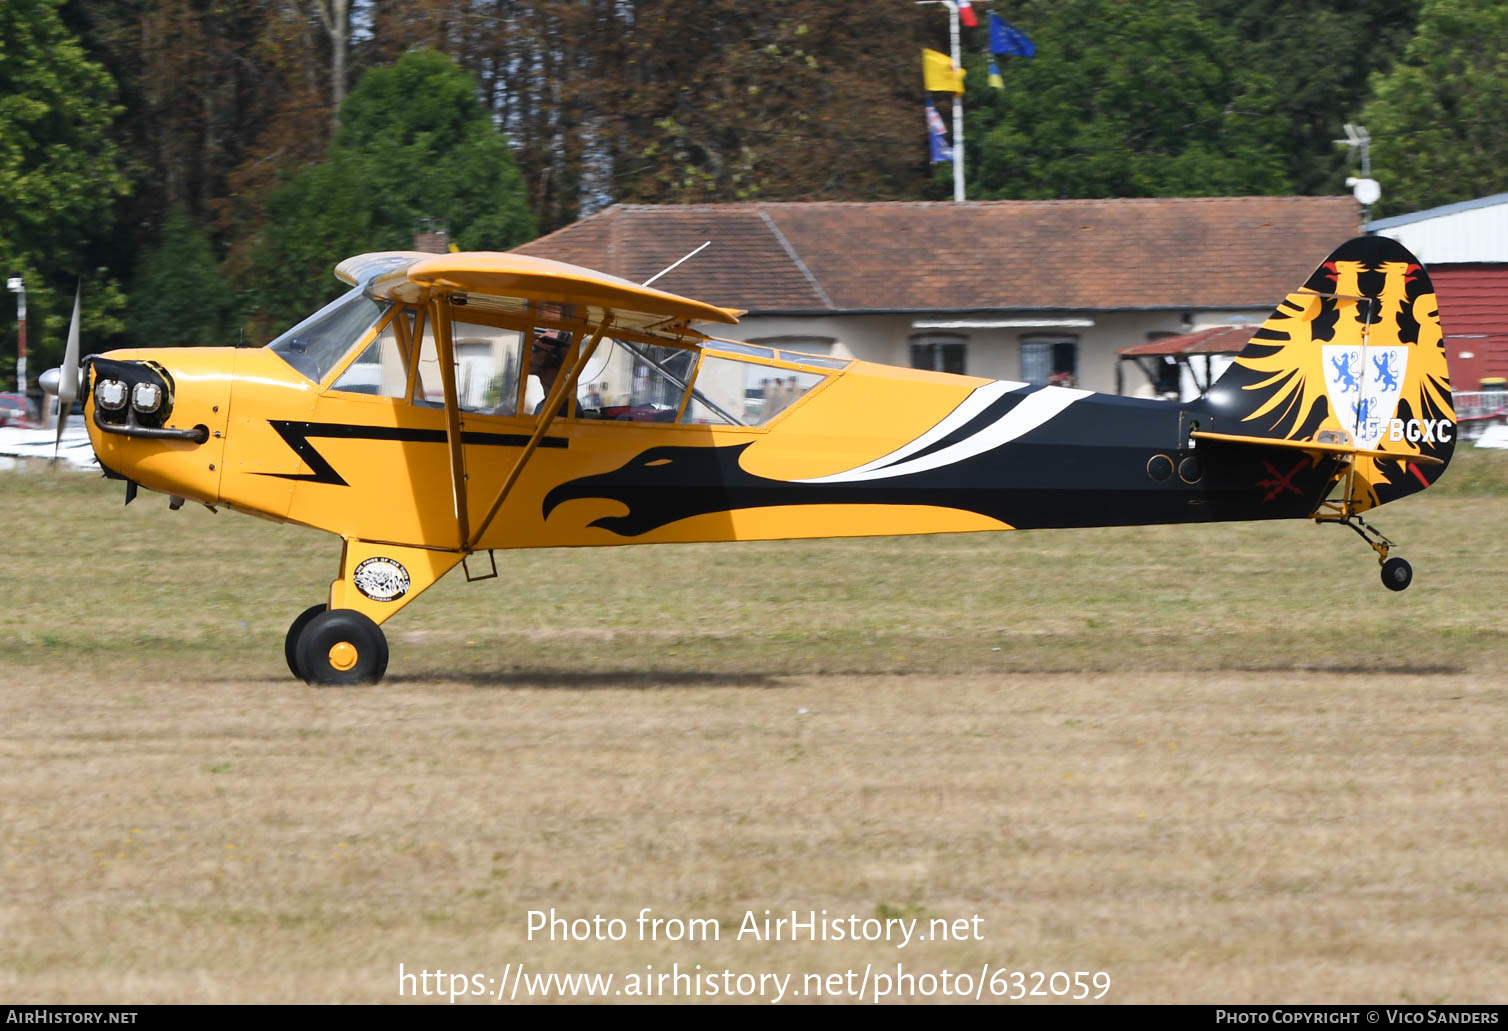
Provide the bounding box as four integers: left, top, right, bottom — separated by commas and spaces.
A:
352, 557, 411, 602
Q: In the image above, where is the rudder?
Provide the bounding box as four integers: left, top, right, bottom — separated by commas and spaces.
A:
1200, 235, 1454, 512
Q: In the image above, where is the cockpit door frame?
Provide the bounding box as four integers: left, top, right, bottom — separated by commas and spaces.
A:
466, 315, 614, 552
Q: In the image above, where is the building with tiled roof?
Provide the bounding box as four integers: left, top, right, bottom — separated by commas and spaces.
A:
516, 196, 1362, 394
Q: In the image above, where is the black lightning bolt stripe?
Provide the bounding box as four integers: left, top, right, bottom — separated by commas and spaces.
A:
257, 420, 567, 486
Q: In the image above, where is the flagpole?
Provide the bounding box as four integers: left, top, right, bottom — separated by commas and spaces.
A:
947, 1, 964, 202
918, 0, 966, 203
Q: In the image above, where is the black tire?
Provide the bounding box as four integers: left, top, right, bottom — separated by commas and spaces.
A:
284, 604, 328, 680
1381, 557, 1413, 592
295, 609, 389, 686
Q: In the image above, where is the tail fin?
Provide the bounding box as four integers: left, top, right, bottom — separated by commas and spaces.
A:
1201, 235, 1454, 512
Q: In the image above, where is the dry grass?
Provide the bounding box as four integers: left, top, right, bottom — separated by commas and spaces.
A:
2, 451, 1507, 1004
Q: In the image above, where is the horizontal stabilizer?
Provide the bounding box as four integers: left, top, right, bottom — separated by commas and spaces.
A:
1191, 429, 1444, 467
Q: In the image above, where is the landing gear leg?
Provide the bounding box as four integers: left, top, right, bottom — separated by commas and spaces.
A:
1325, 514, 1412, 591
293, 539, 466, 686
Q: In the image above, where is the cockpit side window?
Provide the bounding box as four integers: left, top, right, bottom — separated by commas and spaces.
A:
681, 354, 826, 425
453, 321, 525, 414
572, 339, 695, 422
395, 313, 525, 414
269, 288, 387, 383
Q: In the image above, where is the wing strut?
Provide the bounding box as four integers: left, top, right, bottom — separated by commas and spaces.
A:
466, 316, 614, 552
432, 298, 471, 550
392, 306, 417, 396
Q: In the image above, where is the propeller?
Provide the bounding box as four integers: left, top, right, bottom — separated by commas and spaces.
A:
39, 284, 83, 461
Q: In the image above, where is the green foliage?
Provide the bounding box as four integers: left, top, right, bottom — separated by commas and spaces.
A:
331, 50, 536, 252
17, 0, 1508, 353
964, 0, 1294, 199
0, 0, 128, 368
0, 1, 124, 251
128, 207, 234, 348
599, 1, 928, 211
245, 50, 536, 337
1362, 0, 1508, 216
1204, 1, 1422, 195
245, 152, 379, 336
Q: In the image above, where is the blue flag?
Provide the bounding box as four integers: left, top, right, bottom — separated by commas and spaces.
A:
925, 98, 953, 163
989, 13, 1036, 57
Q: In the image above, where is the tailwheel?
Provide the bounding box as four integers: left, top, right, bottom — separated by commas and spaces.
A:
284, 604, 328, 680
294, 609, 389, 686
1323, 513, 1412, 591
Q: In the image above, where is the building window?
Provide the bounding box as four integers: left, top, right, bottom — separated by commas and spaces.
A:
1143, 332, 1181, 396
1020, 335, 1078, 386
910, 334, 967, 375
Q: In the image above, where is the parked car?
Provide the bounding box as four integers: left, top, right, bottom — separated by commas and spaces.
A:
0, 393, 30, 427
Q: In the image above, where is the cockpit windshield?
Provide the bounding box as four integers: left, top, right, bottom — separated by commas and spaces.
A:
268, 287, 387, 383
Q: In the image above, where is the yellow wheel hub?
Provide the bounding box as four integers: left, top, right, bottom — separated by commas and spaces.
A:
328, 641, 359, 671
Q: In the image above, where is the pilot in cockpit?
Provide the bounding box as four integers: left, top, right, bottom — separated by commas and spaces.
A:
529, 327, 571, 416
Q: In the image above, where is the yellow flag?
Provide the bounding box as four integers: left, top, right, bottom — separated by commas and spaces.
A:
922, 48, 965, 93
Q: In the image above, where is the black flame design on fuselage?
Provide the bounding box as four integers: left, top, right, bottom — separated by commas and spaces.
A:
540, 393, 1338, 538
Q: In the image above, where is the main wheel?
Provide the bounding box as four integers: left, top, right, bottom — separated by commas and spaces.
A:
284, 604, 328, 680
1381, 557, 1413, 592
294, 609, 389, 685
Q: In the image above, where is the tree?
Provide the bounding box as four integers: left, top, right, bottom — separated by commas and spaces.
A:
244, 50, 537, 336
1361, 0, 1508, 216
128, 207, 234, 348
595, 1, 930, 210
309, 0, 353, 129
0, 0, 128, 372
1204, 0, 1422, 196
358, 1, 935, 230
963, 0, 1294, 199
331, 49, 536, 250
62, 0, 336, 357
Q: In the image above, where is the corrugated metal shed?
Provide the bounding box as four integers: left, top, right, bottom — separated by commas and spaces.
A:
1114, 325, 1250, 396
1115, 325, 1254, 356
1367, 193, 1508, 264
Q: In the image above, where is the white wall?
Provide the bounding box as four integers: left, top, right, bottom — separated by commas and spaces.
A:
705, 309, 1267, 395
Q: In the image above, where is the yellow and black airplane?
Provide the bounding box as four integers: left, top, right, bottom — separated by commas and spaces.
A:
41, 235, 1454, 684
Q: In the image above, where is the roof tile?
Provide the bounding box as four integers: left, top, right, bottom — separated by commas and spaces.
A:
515, 197, 1362, 314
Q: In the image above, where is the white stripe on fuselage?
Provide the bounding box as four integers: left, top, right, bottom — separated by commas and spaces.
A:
799, 379, 1021, 481
798, 382, 1090, 484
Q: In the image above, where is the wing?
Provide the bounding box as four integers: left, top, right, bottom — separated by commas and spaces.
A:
334, 250, 742, 332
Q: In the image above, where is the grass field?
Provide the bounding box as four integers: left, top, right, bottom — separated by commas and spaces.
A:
2, 449, 1506, 1004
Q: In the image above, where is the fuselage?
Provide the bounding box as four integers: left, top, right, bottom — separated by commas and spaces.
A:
85, 339, 1333, 552
81, 236, 1454, 555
